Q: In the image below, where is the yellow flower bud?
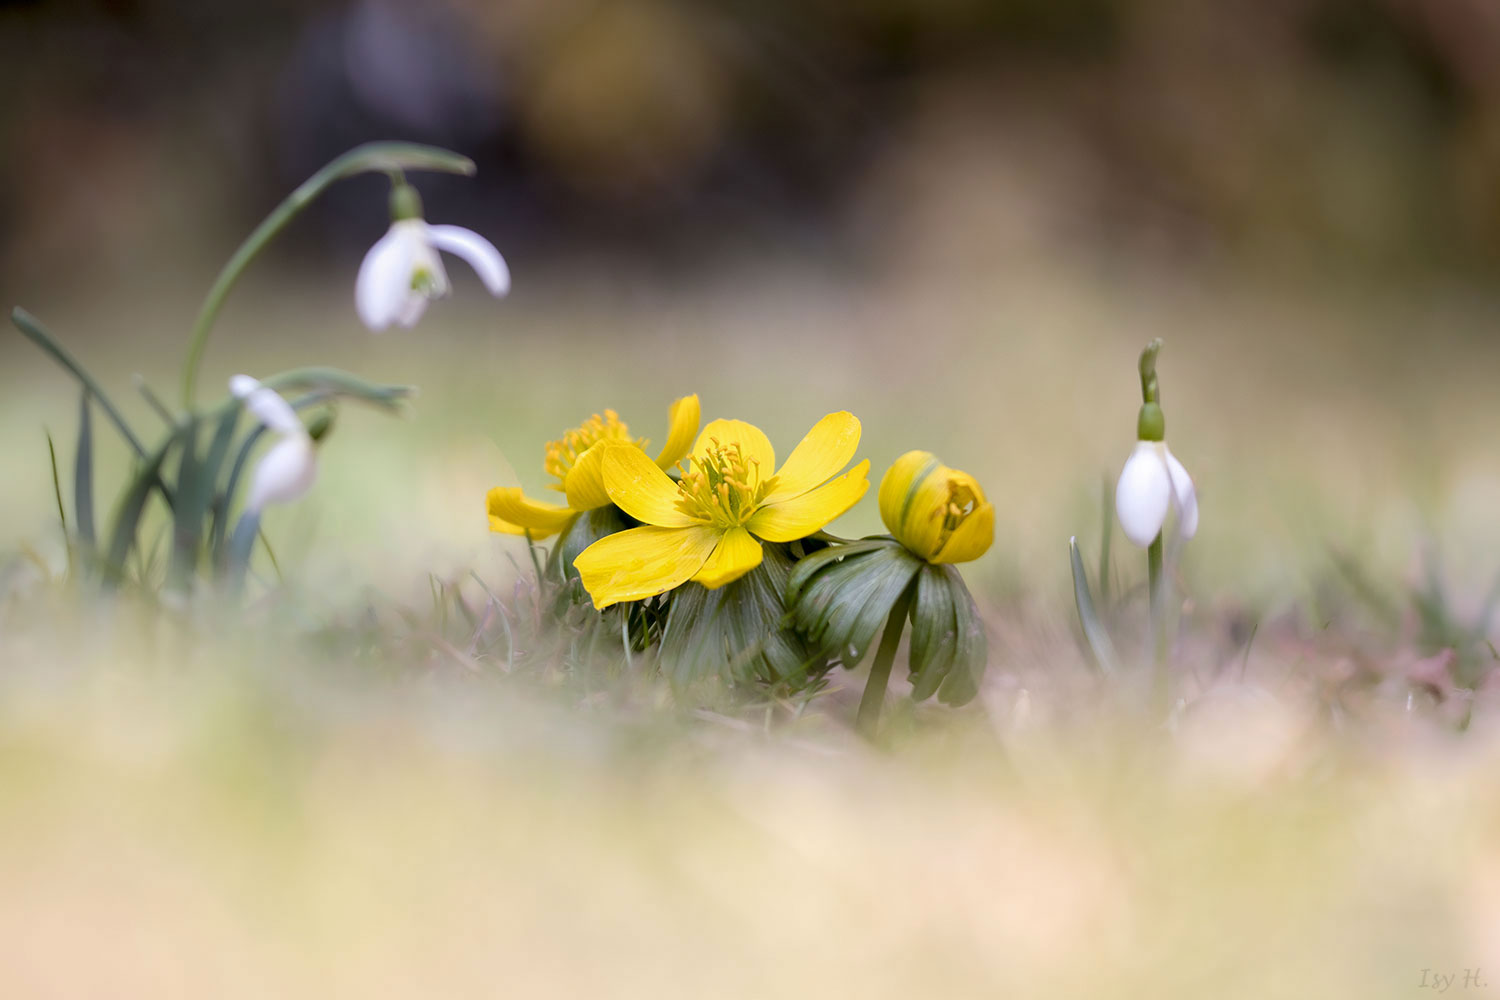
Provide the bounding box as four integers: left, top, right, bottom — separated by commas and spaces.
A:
877, 451, 994, 564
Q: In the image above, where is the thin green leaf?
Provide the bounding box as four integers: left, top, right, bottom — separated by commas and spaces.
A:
133, 375, 176, 427
1070, 535, 1119, 677
225, 510, 261, 595
45, 430, 70, 576
167, 418, 205, 590
11, 307, 147, 458
200, 408, 241, 557
103, 433, 181, 586
74, 389, 96, 555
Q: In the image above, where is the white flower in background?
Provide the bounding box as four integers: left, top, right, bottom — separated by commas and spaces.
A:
354, 215, 510, 332
1115, 440, 1198, 548
230, 375, 318, 513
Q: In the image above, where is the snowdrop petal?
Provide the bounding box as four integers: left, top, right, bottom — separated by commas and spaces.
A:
246, 435, 318, 512
395, 293, 430, 328
1116, 441, 1171, 548
230, 375, 302, 435
411, 237, 451, 297
1165, 446, 1199, 539
425, 224, 511, 297
356, 224, 417, 331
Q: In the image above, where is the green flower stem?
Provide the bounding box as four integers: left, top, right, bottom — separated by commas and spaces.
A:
178, 141, 476, 411
856, 585, 916, 739
1148, 531, 1167, 709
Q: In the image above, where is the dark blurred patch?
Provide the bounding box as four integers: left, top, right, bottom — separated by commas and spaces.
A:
5, 0, 1500, 277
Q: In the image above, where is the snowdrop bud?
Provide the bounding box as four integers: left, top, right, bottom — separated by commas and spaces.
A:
1116, 442, 1198, 547
1115, 339, 1197, 548
230, 375, 318, 513
245, 435, 318, 512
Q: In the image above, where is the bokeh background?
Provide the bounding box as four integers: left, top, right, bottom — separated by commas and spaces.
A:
6, 0, 1500, 615
5, 4, 1500, 998
6, 0, 1500, 608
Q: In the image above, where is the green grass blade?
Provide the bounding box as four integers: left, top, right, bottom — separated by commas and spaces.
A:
225, 511, 261, 595
1070, 536, 1119, 677
11, 307, 148, 458
133, 375, 177, 428
74, 389, 96, 556
200, 408, 242, 564
167, 418, 206, 591
214, 424, 267, 568
45, 430, 72, 578
103, 433, 180, 587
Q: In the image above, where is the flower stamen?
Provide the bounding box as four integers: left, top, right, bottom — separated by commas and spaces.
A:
543, 410, 645, 485
927, 481, 979, 549
673, 439, 778, 528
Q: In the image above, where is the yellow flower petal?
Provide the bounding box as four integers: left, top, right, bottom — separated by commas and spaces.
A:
747, 459, 870, 542
654, 394, 701, 470
601, 443, 699, 528
562, 442, 611, 511
877, 450, 941, 543
690, 526, 763, 589
933, 498, 995, 564
692, 419, 775, 474
574, 523, 721, 609
486, 487, 578, 539
762, 410, 861, 505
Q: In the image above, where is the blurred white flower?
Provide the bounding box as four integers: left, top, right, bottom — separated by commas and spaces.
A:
1115, 440, 1198, 548
230, 375, 318, 513
355, 218, 510, 331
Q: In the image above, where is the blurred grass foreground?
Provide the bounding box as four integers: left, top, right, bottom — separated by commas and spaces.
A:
0, 598, 1498, 999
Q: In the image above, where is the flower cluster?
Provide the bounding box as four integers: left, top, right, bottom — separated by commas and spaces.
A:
11, 142, 509, 594
488, 407, 995, 730
10, 138, 1204, 733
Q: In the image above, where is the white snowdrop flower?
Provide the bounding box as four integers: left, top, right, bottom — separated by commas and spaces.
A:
354, 183, 509, 332
1115, 440, 1198, 548
230, 375, 318, 513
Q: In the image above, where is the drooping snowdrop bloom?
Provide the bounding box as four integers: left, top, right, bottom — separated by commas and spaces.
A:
229, 375, 318, 513
354, 183, 510, 332
1115, 440, 1198, 548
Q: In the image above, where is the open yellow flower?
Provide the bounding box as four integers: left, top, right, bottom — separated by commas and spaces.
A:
878, 451, 994, 563
487, 395, 700, 539
574, 413, 871, 608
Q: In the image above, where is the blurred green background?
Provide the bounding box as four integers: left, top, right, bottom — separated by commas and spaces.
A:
4, 0, 1500, 608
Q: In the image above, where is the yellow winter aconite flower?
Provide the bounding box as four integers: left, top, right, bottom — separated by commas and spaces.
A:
487, 395, 700, 538
574, 412, 871, 608
878, 451, 994, 563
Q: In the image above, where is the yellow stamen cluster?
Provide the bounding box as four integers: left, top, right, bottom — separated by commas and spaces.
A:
674, 439, 778, 528
940, 481, 978, 539
544, 410, 644, 482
